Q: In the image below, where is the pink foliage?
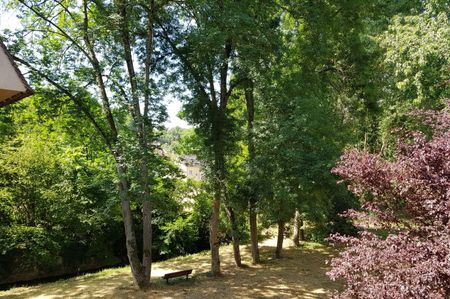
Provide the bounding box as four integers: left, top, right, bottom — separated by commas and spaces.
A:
327, 106, 450, 298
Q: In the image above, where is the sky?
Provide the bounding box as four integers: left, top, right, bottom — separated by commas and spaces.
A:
0, 9, 190, 129
0, 9, 20, 30
164, 96, 190, 128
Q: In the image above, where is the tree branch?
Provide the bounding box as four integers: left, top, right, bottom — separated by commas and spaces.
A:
156, 19, 210, 100
13, 55, 113, 151
18, 0, 94, 65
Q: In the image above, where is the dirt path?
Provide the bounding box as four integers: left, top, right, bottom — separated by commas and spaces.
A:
0, 238, 340, 299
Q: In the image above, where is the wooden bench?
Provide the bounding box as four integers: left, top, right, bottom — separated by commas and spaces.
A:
163, 269, 193, 284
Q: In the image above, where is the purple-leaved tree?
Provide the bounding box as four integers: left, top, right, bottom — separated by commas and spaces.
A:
327, 105, 450, 298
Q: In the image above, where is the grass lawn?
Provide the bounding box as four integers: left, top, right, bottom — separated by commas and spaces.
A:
0, 238, 341, 299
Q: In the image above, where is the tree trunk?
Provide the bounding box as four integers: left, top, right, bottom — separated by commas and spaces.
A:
116, 161, 148, 289
275, 220, 285, 259
138, 134, 152, 284
248, 205, 260, 263
207, 38, 232, 276
299, 219, 304, 242
209, 109, 223, 277
210, 182, 222, 276
116, 0, 154, 286
293, 209, 304, 247
225, 205, 242, 267
142, 199, 152, 281
84, 0, 147, 286
245, 79, 260, 264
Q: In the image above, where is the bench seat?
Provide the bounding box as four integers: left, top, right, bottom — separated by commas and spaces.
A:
163, 269, 193, 284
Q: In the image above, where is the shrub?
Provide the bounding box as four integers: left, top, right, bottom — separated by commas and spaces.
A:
327, 106, 450, 298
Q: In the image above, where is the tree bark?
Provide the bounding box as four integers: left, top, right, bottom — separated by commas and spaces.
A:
275, 219, 285, 259
142, 199, 152, 282
116, 160, 147, 289
225, 205, 242, 267
209, 101, 223, 277
209, 180, 222, 276
293, 209, 304, 247
299, 219, 304, 241
245, 79, 260, 264
293, 209, 305, 246
249, 208, 259, 262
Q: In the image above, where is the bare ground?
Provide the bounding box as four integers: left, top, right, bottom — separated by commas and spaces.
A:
0, 238, 341, 299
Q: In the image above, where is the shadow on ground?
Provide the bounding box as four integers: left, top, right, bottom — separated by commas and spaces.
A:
0, 238, 341, 299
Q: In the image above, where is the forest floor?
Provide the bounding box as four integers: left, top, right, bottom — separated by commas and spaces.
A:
0, 238, 341, 299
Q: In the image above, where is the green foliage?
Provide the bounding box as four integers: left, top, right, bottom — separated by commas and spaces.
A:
252, 0, 361, 233
0, 225, 60, 266
0, 95, 212, 282
1, 0, 448, 284
159, 127, 198, 156
158, 180, 211, 258
0, 97, 125, 281
376, 7, 450, 153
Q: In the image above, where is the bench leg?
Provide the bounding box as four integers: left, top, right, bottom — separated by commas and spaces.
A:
166, 278, 169, 284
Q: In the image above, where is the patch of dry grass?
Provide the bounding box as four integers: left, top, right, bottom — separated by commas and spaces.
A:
0, 238, 341, 299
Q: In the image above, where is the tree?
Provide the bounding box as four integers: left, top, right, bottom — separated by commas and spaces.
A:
292, 209, 304, 247
244, 79, 260, 262
160, 0, 278, 275
254, 0, 364, 257
328, 105, 450, 298
4, 0, 170, 288
376, 3, 450, 153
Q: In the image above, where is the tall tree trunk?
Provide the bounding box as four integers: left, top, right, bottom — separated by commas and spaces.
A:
299, 219, 304, 241
116, 0, 153, 287
249, 208, 259, 262
210, 179, 222, 276
142, 0, 156, 283
208, 38, 233, 276
84, 0, 147, 286
275, 219, 285, 259
210, 117, 227, 276
142, 199, 152, 281
138, 103, 152, 284
116, 160, 147, 288
225, 205, 242, 267
293, 209, 304, 247
209, 100, 223, 277
245, 79, 260, 264
209, 114, 229, 276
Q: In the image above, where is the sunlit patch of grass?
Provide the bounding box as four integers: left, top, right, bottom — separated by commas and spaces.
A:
159, 249, 210, 265
76, 266, 130, 280
300, 241, 326, 250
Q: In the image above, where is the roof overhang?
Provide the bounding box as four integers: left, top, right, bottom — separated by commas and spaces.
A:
0, 39, 33, 107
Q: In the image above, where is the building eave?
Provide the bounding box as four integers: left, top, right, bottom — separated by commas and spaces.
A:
0, 38, 34, 107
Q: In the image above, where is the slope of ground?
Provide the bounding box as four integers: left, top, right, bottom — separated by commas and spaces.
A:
0, 238, 341, 299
